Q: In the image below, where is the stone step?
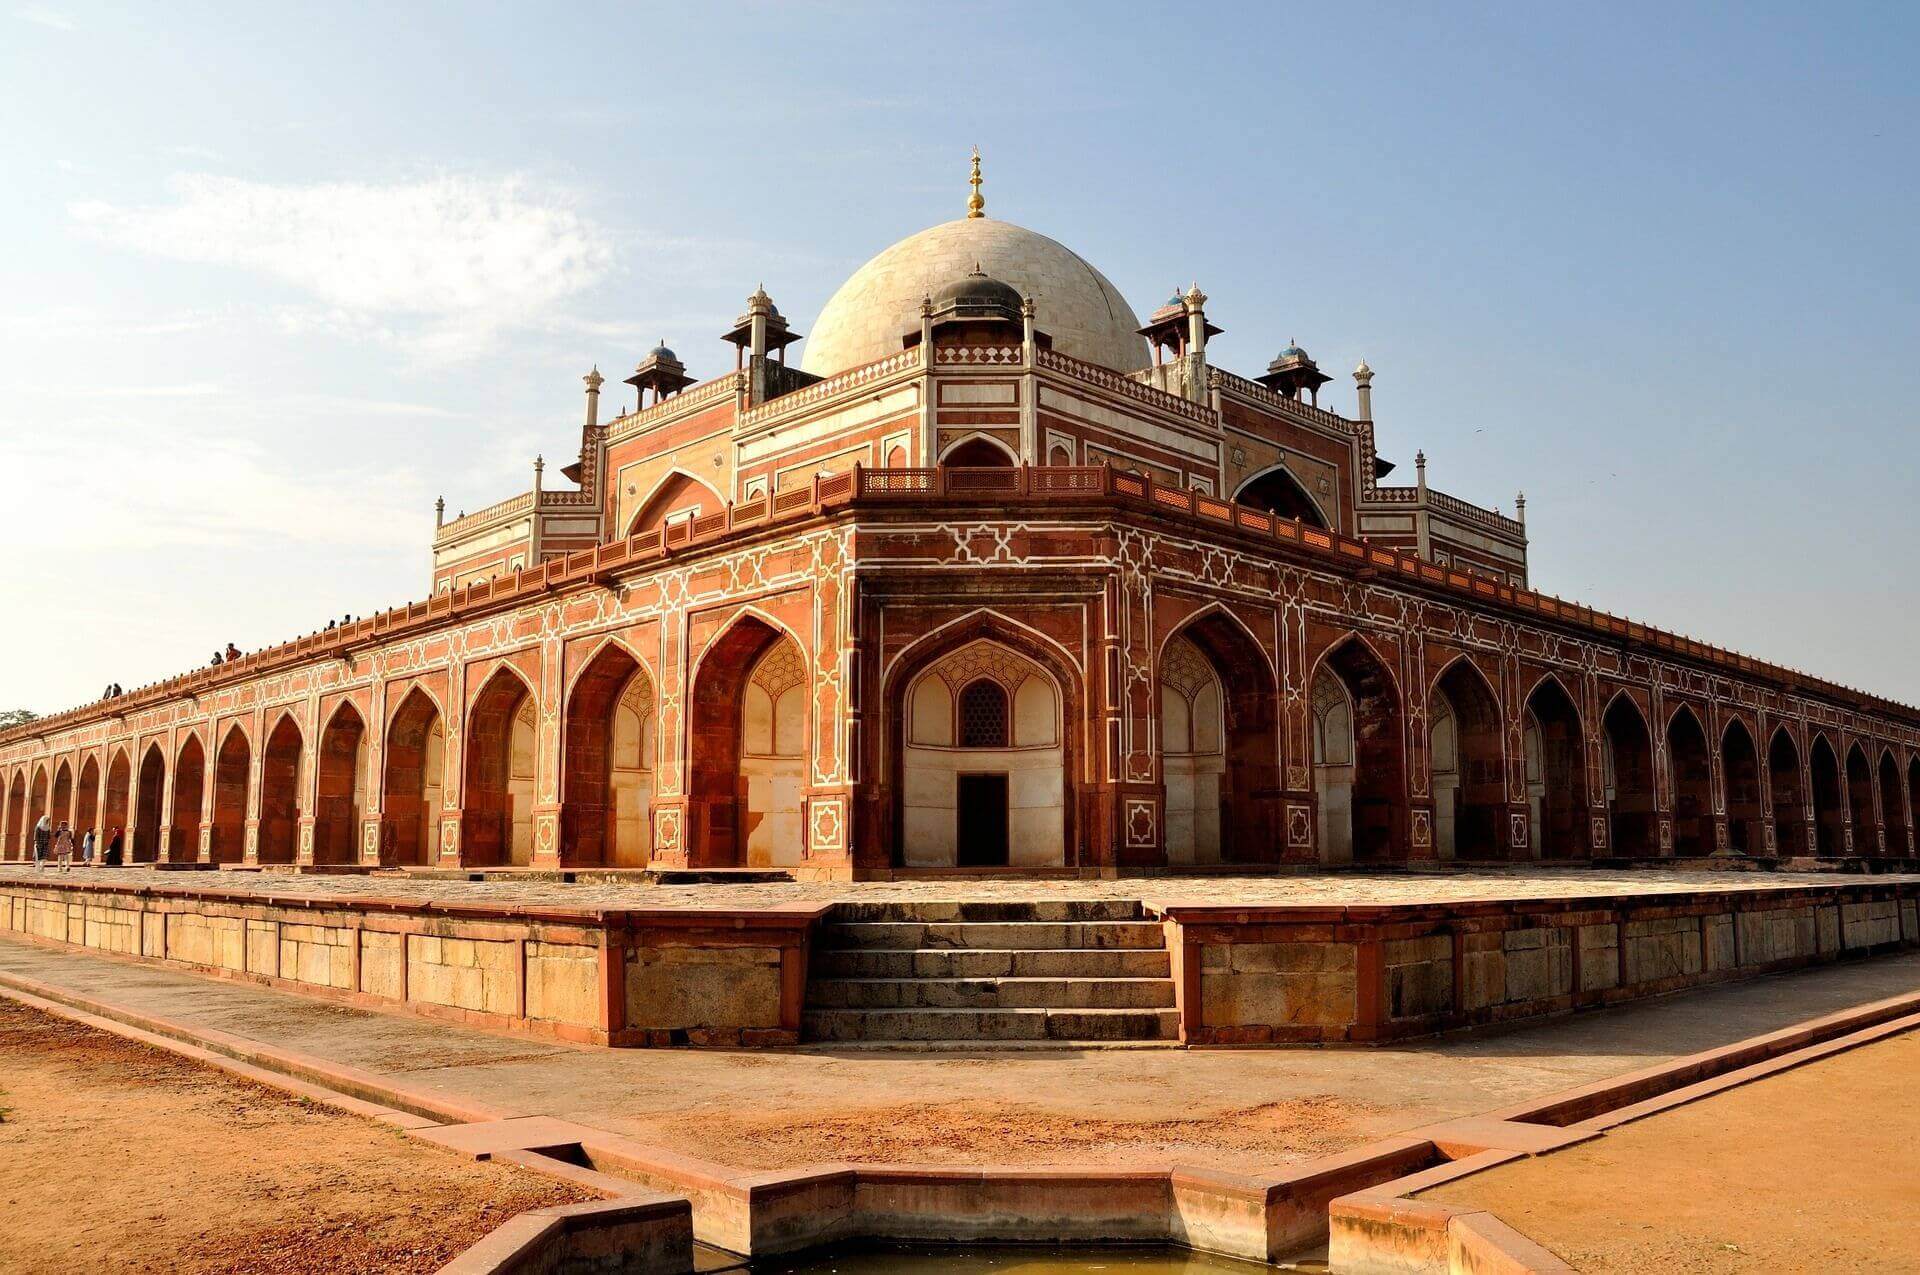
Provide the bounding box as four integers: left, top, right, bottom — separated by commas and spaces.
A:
806, 976, 1178, 1010
802, 1007, 1181, 1044
811, 945, 1173, 980
826, 899, 1145, 924
816, 920, 1166, 952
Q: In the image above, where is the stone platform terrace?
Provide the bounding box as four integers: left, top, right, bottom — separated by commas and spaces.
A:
2, 865, 1917, 1051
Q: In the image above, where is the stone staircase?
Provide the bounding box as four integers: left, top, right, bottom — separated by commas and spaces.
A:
803, 900, 1180, 1044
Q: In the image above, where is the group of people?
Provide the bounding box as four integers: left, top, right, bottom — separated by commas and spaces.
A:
28, 816, 123, 869
209, 642, 242, 666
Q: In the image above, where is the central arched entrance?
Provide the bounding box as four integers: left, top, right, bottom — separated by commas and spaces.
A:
1523, 676, 1587, 859
1667, 706, 1713, 856
1310, 636, 1405, 864
562, 642, 657, 867
1158, 613, 1280, 866
134, 745, 165, 862
1602, 695, 1655, 855
463, 669, 537, 867
210, 725, 251, 864
382, 689, 444, 866
259, 714, 302, 864
314, 704, 367, 865
1429, 658, 1504, 859
1720, 720, 1763, 855
687, 616, 809, 868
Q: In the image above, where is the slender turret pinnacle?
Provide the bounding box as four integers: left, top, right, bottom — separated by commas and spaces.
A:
966, 147, 985, 219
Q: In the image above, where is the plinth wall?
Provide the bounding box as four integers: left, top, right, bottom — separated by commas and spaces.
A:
0, 876, 819, 1047
1160, 879, 1920, 1045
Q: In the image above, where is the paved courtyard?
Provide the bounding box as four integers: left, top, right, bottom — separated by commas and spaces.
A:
2, 863, 1907, 912
2, 935, 1914, 1177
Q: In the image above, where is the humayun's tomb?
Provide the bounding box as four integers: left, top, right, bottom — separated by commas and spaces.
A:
7, 156, 1916, 880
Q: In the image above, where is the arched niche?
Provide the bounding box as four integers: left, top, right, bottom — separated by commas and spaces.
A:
562, 642, 656, 867
1159, 612, 1279, 866
686, 615, 808, 869
383, 689, 444, 866
134, 745, 166, 863
172, 736, 206, 862
315, 704, 367, 866
1846, 744, 1875, 855
1666, 706, 1713, 856
1233, 466, 1329, 529
1310, 637, 1405, 864
1768, 728, 1805, 856
1523, 677, 1587, 859
1809, 735, 1843, 856
1429, 658, 1504, 859
1602, 695, 1656, 854
259, 714, 303, 865
464, 669, 536, 867
1721, 720, 1763, 854
210, 725, 251, 864
1877, 750, 1909, 858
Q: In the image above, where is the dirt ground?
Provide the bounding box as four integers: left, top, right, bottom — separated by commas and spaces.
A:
0, 998, 592, 1274
1424, 1029, 1920, 1273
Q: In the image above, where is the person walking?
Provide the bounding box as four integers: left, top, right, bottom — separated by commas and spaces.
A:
81, 827, 95, 864
32, 814, 51, 868
105, 826, 124, 867
53, 821, 74, 872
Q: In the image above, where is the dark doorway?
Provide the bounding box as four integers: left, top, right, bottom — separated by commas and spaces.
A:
956, 774, 1009, 866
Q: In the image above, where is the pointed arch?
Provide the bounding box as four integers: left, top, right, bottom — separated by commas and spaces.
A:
626, 469, 725, 540
51, 759, 73, 829
939, 433, 1018, 466
1846, 742, 1876, 856
1665, 704, 1713, 855
26, 765, 49, 856
1909, 755, 1920, 860
889, 611, 1082, 870
210, 723, 251, 864
314, 702, 367, 866
1720, 718, 1762, 854
1429, 655, 1505, 859
1309, 634, 1406, 863
464, 665, 538, 868
1767, 727, 1805, 857
1159, 606, 1281, 866
562, 640, 656, 867
259, 712, 303, 864
683, 613, 810, 868
1809, 733, 1843, 856
75, 754, 101, 845
1232, 464, 1331, 529
172, 734, 207, 862
1876, 748, 1909, 858
102, 748, 131, 854
4, 769, 24, 859
1523, 673, 1588, 859
1602, 692, 1656, 854
383, 687, 444, 866
133, 743, 166, 862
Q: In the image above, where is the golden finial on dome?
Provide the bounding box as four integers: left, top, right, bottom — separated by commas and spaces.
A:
966, 146, 985, 219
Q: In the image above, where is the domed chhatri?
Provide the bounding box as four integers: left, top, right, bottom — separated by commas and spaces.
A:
803, 218, 1147, 376
929, 263, 1025, 321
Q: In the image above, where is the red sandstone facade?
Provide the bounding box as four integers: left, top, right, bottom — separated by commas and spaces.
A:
4, 201, 1917, 878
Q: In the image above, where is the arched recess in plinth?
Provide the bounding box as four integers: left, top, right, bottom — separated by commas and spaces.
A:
1845, 743, 1875, 855
258, 713, 302, 865
1523, 675, 1587, 859
1809, 734, 1844, 856
1159, 609, 1280, 866
1429, 656, 1505, 859
1877, 749, 1909, 858
893, 618, 1073, 870
1310, 634, 1405, 864
1767, 728, 1805, 856
4, 770, 23, 858
75, 755, 100, 843
210, 724, 250, 864
102, 749, 130, 851
562, 640, 656, 867
1233, 465, 1331, 530
1602, 693, 1656, 855
51, 760, 73, 829
1666, 706, 1713, 856
172, 735, 206, 861
134, 744, 166, 863
463, 667, 537, 868
687, 614, 809, 869
1720, 718, 1763, 855
383, 688, 444, 866
315, 703, 367, 866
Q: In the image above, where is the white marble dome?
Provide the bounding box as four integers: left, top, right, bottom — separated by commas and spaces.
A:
801, 218, 1148, 376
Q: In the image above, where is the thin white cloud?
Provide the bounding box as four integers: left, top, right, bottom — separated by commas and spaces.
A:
70, 172, 615, 355
14, 6, 73, 30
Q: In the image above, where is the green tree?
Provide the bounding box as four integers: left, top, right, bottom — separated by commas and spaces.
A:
0, 709, 39, 730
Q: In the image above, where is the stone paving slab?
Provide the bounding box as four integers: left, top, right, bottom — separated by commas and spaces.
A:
3, 863, 1909, 914
3, 934, 1917, 1176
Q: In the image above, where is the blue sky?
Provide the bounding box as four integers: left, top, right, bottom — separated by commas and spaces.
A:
2, 2, 1915, 711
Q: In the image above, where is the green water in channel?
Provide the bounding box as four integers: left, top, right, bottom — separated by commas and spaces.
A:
735, 1242, 1320, 1272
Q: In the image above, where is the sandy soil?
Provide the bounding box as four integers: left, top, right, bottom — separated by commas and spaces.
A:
655, 1092, 1386, 1169
0, 998, 592, 1274
1424, 1029, 1920, 1273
